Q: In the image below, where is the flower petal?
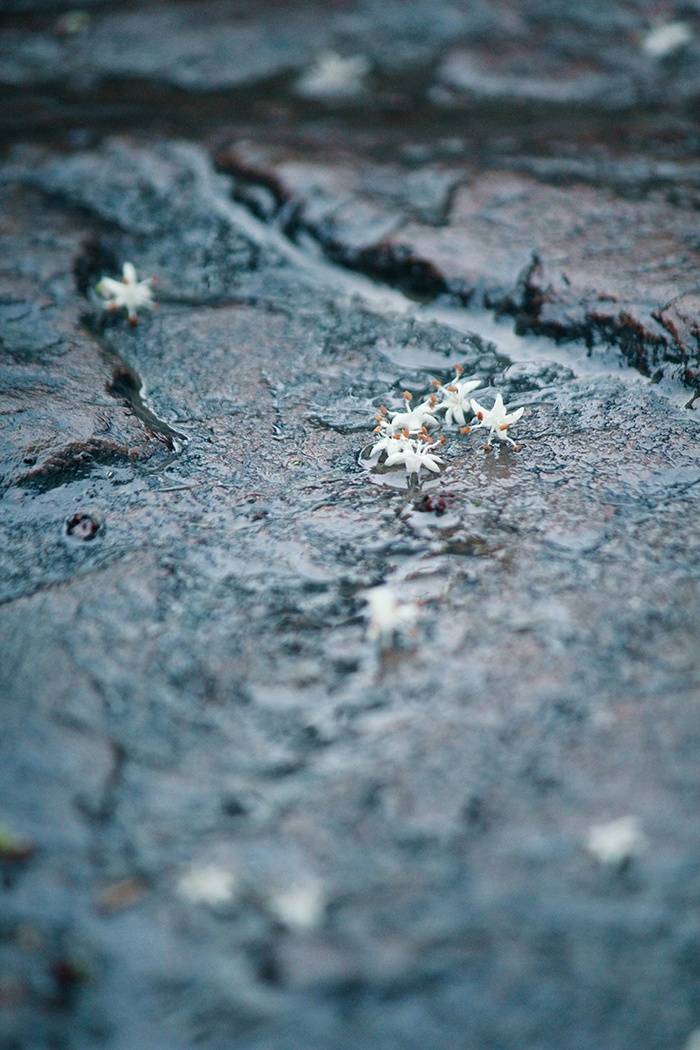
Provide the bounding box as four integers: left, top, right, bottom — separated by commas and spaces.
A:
460, 379, 482, 395
96, 277, 123, 297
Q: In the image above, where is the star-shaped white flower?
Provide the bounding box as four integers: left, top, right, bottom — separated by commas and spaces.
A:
96, 262, 155, 326
369, 420, 412, 459
468, 393, 524, 449
433, 370, 482, 427
364, 585, 418, 644
387, 391, 439, 435
384, 437, 445, 479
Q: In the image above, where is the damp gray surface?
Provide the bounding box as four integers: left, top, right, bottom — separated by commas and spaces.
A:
1, 5, 700, 1049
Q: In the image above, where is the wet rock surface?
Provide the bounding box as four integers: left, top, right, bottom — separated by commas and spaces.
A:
1, 5, 700, 1050
217, 139, 700, 380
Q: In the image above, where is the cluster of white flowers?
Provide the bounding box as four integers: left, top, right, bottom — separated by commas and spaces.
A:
361, 369, 525, 646
364, 365, 525, 481
96, 262, 155, 326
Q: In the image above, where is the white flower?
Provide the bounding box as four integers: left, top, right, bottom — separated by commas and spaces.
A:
267, 879, 325, 930
468, 393, 524, 449
177, 863, 238, 905
364, 585, 418, 644
433, 370, 482, 427
384, 437, 445, 478
96, 262, 155, 325
387, 391, 439, 435
585, 816, 647, 866
684, 1029, 700, 1050
369, 421, 412, 459
296, 51, 369, 99
643, 20, 692, 58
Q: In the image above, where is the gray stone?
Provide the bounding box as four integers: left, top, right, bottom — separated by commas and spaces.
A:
1, 11, 699, 1049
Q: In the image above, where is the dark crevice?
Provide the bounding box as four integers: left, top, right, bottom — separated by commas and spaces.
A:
72, 236, 188, 451
218, 156, 448, 302
104, 362, 186, 450
75, 739, 126, 826
216, 159, 700, 389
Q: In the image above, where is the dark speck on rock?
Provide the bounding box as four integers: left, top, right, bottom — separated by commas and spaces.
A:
415, 491, 456, 516
65, 511, 101, 541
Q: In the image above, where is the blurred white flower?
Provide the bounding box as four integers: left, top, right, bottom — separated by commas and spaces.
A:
586, 816, 647, 865
268, 879, 326, 930
96, 262, 154, 325
684, 1029, 700, 1050
296, 51, 370, 98
177, 863, 238, 905
364, 585, 418, 644
643, 21, 692, 58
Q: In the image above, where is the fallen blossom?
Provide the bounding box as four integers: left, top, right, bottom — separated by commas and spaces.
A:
296, 51, 369, 98
586, 816, 647, 866
369, 422, 412, 459
468, 392, 524, 449
364, 585, 418, 644
177, 863, 238, 905
384, 437, 445, 478
267, 879, 326, 930
387, 391, 439, 435
433, 370, 482, 427
96, 262, 155, 325
684, 1029, 700, 1050
643, 20, 692, 58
